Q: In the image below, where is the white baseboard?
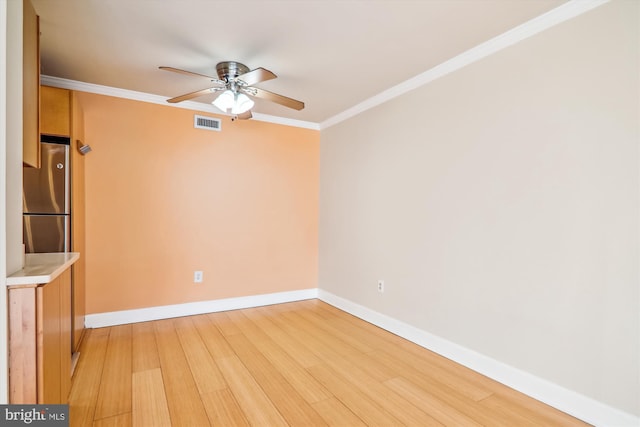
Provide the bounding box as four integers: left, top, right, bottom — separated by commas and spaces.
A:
85, 288, 318, 328
317, 289, 640, 427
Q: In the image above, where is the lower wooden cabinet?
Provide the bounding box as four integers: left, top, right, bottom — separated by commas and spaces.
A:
8, 268, 72, 404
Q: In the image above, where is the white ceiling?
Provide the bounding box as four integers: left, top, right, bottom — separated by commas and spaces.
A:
31, 0, 566, 125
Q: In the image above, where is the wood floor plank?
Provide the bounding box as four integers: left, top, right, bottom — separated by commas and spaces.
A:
215, 355, 288, 426
313, 301, 411, 346
224, 331, 328, 426
69, 300, 592, 427
483, 390, 590, 427
201, 388, 250, 427
278, 310, 365, 359
131, 322, 160, 373
173, 316, 226, 394
132, 368, 171, 427
396, 336, 511, 395
314, 354, 443, 426
69, 328, 109, 427
231, 309, 332, 403
369, 347, 494, 401
307, 363, 403, 426
244, 307, 324, 368
311, 397, 368, 427
94, 325, 132, 420
153, 319, 211, 427
369, 350, 519, 427
207, 311, 243, 336
93, 413, 131, 427
312, 301, 414, 350
275, 310, 398, 383
475, 393, 550, 427
295, 308, 377, 354
384, 376, 484, 427
190, 314, 236, 360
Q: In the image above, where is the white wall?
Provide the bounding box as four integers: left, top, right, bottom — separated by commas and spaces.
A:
6, 0, 23, 276
319, 0, 639, 418
0, 0, 8, 405
1, 0, 26, 404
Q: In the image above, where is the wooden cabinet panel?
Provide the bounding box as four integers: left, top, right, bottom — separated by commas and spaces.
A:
8, 268, 72, 404
59, 268, 72, 399
41, 86, 71, 136
23, 0, 40, 167
8, 287, 38, 403
38, 277, 62, 404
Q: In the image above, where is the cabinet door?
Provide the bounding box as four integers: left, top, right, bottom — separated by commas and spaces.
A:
38, 276, 62, 404
41, 86, 71, 136
23, 0, 40, 167
8, 287, 38, 403
37, 269, 72, 404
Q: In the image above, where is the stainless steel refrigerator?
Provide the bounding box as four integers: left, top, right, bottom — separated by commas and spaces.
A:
23, 136, 71, 253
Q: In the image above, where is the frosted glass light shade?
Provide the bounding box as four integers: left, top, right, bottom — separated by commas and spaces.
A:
212, 90, 235, 112
231, 93, 254, 114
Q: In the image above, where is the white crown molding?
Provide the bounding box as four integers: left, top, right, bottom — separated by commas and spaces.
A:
85, 288, 318, 328
317, 289, 639, 427
40, 75, 320, 131
320, 0, 610, 130
42, 0, 607, 133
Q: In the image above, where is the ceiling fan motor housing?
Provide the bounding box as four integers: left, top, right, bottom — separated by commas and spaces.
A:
216, 61, 250, 83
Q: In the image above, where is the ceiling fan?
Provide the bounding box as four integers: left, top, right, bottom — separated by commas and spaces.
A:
160, 61, 304, 120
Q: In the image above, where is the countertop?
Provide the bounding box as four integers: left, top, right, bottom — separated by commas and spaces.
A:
6, 252, 80, 286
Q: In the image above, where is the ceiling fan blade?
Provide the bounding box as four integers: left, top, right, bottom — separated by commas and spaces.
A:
235, 111, 252, 120
166, 87, 222, 103
235, 67, 277, 87
159, 66, 226, 85
250, 87, 304, 110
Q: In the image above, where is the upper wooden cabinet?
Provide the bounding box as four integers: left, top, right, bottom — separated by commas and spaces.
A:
23, 0, 40, 167
41, 86, 71, 136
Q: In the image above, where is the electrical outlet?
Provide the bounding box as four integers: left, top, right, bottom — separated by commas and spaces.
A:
194, 270, 203, 283
377, 280, 384, 293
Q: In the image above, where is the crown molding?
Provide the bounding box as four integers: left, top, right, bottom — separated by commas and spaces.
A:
40, 75, 320, 131
320, 0, 610, 130
42, 0, 608, 133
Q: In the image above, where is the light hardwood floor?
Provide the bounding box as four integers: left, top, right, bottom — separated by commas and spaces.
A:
69, 299, 591, 426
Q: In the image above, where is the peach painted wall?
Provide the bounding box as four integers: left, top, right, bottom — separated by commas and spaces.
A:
74, 92, 319, 314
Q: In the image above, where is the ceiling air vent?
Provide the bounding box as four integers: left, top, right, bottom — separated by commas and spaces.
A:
194, 115, 221, 131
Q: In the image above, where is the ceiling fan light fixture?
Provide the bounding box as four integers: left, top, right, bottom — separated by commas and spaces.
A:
212, 90, 235, 112
163, 61, 303, 115
232, 92, 254, 114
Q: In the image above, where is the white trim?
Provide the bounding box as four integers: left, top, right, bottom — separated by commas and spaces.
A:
85, 288, 318, 328
320, 0, 610, 129
249, 111, 320, 130
40, 75, 320, 131
317, 289, 640, 427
